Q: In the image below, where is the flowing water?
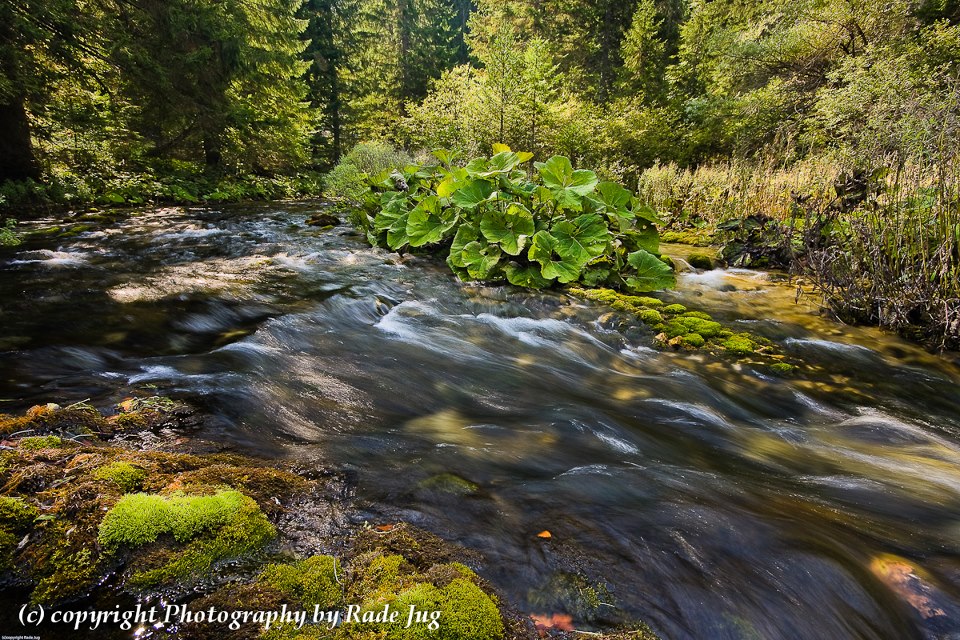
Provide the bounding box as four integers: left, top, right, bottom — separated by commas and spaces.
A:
2, 203, 960, 640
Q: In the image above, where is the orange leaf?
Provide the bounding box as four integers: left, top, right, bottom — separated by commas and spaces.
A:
536, 530, 552, 539
531, 613, 574, 632
376, 524, 395, 532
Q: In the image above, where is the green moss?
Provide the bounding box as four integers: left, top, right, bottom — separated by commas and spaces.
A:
660, 230, 715, 246
111, 412, 148, 431
363, 554, 407, 591
662, 303, 687, 314
418, 473, 478, 495
674, 316, 723, 338
0, 496, 40, 528
31, 547, 97, 604
98, 490, 276, 587
93, 462, 146, 493
18, 435, 63, 450
365, 577, 503, 640
260, 555, 343, 608
770, 362, 795, 374
687, 253, 715, 270
681, 311, 713, 321
638, 309, 663, 324
682, 333, 706, 348
722, 334, 758, 355
0, 530, 17, 571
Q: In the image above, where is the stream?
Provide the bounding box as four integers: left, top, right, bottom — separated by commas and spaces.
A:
2, 203, 960, 640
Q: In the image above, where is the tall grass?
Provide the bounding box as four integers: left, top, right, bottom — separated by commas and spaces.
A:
636, 153, 960, 350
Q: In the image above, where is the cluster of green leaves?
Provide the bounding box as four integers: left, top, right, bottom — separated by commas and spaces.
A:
353, 147, 675, 292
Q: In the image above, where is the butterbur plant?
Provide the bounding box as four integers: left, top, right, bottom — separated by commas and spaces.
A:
352, 145, 676, 292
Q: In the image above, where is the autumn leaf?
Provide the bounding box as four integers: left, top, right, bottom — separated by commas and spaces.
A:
531, 613, 574, 636
375, 524, 396, 532
536, 530, 552, 539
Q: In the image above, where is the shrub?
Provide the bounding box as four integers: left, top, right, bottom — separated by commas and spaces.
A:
324, 142, 413, 205
348, 147, 675, 293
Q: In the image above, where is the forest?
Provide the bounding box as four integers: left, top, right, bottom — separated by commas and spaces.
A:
3, 2, 960, 638
3, 0, 959, 347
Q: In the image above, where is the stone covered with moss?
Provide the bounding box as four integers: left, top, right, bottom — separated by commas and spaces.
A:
570, 287, 797, 373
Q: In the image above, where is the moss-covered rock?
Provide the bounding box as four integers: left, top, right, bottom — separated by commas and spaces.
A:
260, 555, 343, 608
417, 473, 479, 496
99, 489, 276, 587
722, 334, 758, 355
682, 333, 706, 348
687, 253, 715, 270
568, 287, 800, 371
93, 461, 146, 492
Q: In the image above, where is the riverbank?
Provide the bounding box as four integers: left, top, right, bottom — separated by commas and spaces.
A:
0, 400, 660, 640
0, 171, 325, 220
638, 159, 960, 353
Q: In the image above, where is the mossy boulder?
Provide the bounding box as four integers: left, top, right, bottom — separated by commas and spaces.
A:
99, 489, 276, 587
687, 253, 715, 270
417, 473, 479, 496
722, 334, 758, 355
568, 287, 800, 372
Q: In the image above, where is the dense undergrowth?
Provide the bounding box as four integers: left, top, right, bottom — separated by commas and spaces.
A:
0, 164, 324, 215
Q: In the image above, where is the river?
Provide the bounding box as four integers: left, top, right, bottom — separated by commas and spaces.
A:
2, 203, 960, 639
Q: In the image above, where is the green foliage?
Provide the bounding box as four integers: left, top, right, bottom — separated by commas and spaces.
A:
0, 219, 20, 246
325, 142, 414, 210
350, 147, 674, 293
93, 462, 146, 493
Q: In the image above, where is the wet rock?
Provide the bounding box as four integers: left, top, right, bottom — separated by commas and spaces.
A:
305, 213, 340, 227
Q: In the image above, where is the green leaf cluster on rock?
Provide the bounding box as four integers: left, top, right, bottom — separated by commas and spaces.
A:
348, 147, 676, 293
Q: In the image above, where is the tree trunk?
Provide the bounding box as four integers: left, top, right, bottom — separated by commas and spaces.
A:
0, 95, 40, 183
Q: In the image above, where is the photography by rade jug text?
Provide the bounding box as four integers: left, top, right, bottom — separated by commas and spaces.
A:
17, 602, 442, 633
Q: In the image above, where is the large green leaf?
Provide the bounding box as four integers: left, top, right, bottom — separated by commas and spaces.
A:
452, 179, 495, 209
461, 241, 502, 280
550, 214, 609, 266
621, 225, 659, 254
504, 262, 552, 289
386, 212, 412, 250
373, 192, 411, 250
480, 204, 536, 255
624, 249, 676, 292
528, 230, 581, 283
596, 181, 632, 209
407, 196, 458, 247
595, 182, 636, 231
465, 151, 534, 179
447, 223, 480, 268
535, 156, 599, 209
436, 167, 468, 198
431, 149, 460, 167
